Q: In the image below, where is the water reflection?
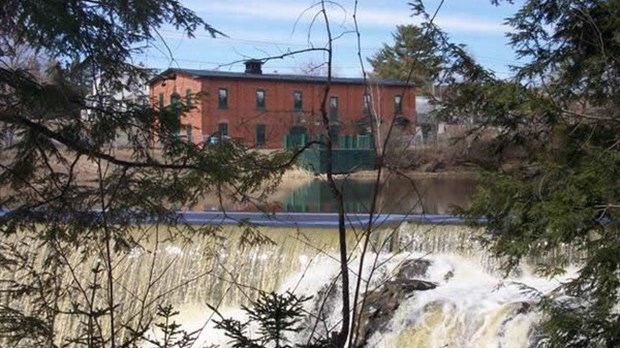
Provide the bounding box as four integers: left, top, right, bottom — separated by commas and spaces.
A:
196, 175, 477, 215
284, 176, 477, 214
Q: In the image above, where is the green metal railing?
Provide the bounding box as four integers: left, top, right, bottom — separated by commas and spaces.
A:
284, 133, 376, 174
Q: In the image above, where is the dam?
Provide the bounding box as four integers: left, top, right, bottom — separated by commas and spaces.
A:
0, 218, 579, 347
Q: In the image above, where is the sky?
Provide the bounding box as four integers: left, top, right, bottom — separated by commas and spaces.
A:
136, 0, 524, 78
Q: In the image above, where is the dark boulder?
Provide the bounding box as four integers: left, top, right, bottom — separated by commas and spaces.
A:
353, 259, 437, 347
396, 258, 431, 279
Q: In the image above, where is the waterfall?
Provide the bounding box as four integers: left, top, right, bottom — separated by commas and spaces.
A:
1, 222, 577, 347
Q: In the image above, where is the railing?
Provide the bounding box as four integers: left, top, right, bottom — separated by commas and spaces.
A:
284, 133, 376, 174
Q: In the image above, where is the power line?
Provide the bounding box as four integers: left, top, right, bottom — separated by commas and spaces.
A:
134, 53, 366, 71
159, 29, 384, 52
157, 29, 518, 65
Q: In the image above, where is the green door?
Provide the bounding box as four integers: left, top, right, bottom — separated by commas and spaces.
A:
288, 126, 308, 148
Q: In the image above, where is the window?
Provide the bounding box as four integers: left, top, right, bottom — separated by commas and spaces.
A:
329, 125, 340, 145
170, 92, 182, 130
329, 96, 339, 121
218, 123, 228, 137
185, 124, 192, 143
363, 93, 371, 114
185, 88, 192, 107
256, 89, 266, 110
218, 88, 228, 109
256, 124, 266, 146
293, 91, 303, 111
170, 92, 180, 107
394, 95, 403, 115
158, 93, 164, 109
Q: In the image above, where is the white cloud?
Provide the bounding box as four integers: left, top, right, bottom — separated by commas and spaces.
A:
145, 1, 515, 74
189, 1, 319, 23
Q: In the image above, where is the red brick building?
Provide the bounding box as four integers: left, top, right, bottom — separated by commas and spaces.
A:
149, 61, 416, 149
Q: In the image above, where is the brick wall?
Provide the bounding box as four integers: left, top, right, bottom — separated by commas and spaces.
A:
151, 72, 416, 149
150, 74, 203, 144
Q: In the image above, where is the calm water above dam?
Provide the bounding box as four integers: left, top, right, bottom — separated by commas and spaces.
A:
198, 175, 478, 215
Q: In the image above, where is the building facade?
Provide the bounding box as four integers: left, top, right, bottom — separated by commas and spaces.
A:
149, 61, 416, 149
82, 66, 156, 147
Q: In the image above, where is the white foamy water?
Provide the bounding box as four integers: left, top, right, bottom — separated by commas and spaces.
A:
364, 255, 573, 348
183, 250, 575, 348
2, 223, 581, 348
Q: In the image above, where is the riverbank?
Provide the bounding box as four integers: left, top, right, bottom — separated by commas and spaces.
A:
337, 169, 478, 180
30, 149, 478, 198
286, 167, 479, 182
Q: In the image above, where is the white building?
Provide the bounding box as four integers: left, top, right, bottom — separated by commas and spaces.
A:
83, 66, 157, 147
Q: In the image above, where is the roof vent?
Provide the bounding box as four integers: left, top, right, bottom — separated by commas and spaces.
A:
245, 59, 263, 74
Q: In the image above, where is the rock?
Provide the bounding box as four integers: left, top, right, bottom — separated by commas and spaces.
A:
401, 279, 437, 292
305, 281, 341, 330
515, 301, 532, 315
396, 259, 431, 279
353, 259, 437, 347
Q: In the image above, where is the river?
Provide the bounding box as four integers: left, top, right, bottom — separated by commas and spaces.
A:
197, 174, 478, 215
2, 221, 579, 348
1, 173, 583, 347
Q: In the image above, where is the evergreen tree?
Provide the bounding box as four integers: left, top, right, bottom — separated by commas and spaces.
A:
0, 1, 290, 347
410, 0, 620, 346
367, 24, 443, 90
211, 291, 333, 348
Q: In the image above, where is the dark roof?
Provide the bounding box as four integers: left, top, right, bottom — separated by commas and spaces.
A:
150, 68, 414, 87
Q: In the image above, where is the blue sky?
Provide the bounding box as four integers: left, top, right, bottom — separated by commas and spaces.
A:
137, 0, 523, 78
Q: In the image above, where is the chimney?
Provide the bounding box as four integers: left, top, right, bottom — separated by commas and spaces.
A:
244, 59, 263, 74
